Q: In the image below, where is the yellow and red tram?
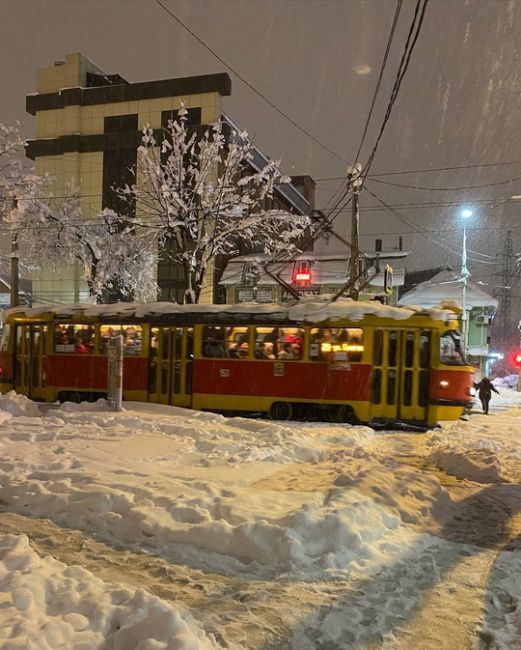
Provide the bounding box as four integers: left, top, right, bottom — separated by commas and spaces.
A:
0, 300, 473, 426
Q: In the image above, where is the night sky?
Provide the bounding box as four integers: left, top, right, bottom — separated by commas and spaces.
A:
1, 0, 521, 308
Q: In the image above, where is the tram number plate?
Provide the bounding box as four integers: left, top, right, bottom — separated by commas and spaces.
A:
331, 363, 352, 371
273, 362, 284, 377
219, 368, 230, 378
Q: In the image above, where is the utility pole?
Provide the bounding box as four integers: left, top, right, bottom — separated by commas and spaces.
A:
10, 199, 19, 308
499, 229, 514, 347
10, 234, 19, 308
348, 164, 362, 300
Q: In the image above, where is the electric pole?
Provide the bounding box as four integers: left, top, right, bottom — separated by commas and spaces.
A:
10, 199, 19, 308
348, 164, 362, 300
493, 229, 514, 350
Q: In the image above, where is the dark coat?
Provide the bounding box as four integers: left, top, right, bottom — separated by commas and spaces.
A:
474, 377, 499, 399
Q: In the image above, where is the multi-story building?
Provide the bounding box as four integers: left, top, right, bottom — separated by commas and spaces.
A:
26, 52, 311, 304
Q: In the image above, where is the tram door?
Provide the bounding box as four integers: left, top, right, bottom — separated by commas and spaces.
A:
14, 324, 46, 399
371, 329, 430, 422
147, 326, 193, 407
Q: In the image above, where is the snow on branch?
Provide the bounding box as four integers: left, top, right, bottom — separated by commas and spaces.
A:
118, 112, 310, 303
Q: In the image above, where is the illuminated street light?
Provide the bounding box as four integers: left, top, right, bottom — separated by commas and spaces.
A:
460, 208, 473, 352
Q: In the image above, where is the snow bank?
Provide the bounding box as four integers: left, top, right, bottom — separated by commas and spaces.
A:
0, 465, 404, 574
56, 398, 109, 412
494, 375, 519, 389
0, 391, 40, 418
0, 534, 220, 650
429, 445, 503, 483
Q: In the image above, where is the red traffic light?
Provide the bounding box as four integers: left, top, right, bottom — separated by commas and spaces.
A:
512, 351, 521, 368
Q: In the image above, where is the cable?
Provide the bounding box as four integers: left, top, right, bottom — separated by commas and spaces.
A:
362, 0, 429, 179
357, 225, 521, 236
369, 174, 521, 191
354, 0, 403, 163
362, 186, 498, 265
357, 197, 520, 211
153, 0, 350, 165
314, 160, 521, 182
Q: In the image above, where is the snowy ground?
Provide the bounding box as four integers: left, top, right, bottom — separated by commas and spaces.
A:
0, 390, 519, 649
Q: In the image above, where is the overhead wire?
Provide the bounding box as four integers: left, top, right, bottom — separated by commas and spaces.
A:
361, 0, 429, 180
152, 0, 350, 165
369, 174, 521, 191
314, 160, 521, 183
362, 186, 499, 265
354, 0, 403, 163
317, 0, 406, 254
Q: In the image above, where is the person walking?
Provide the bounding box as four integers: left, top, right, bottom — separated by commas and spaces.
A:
474, 376, 499, 415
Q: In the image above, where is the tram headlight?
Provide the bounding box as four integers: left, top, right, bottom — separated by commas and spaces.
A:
439, 380, 449, 388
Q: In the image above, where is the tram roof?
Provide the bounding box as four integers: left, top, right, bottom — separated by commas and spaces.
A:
3, 297, 461, 326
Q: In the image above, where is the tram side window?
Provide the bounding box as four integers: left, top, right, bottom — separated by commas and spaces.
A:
405, 332, 415, 367
54, 324, 94, 354
99, 325, 143, 355
309, 327, 364, 362
0, 324, 11, 352
202, 326, 226, 358
225, 326, 250, 359
15, 326, 23, 353
254, 327, 304, 360
440, 331, 466, 366
373, 330, 383, 366
420, 331, 431, 368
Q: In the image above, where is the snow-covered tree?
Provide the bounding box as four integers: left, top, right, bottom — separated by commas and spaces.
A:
12, 184, 157, 303
120, 110, 310, 303
0, 124, 27, 212
0, 123, 41, 233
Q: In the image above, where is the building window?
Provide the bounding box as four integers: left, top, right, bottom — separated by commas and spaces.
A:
158, 241, 186, 303
102, 114, 138, 217
104, 114, 138, 133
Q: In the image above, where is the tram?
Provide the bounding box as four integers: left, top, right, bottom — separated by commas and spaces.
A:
0, 299, 473, 426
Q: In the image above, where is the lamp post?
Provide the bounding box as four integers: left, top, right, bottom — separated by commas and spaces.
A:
460, 208, 473, 352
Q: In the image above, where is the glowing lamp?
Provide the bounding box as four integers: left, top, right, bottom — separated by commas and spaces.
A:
512, 351, 521, 368
292, 260, 313, 286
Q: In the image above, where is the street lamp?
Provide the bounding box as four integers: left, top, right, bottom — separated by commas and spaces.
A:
460, 208, 473, 352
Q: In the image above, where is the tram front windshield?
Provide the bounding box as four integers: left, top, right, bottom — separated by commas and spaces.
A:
440, 331, 467, 366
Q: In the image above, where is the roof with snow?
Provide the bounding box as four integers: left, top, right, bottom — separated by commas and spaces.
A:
398, 270, 498, 311
219, 253, 406, 288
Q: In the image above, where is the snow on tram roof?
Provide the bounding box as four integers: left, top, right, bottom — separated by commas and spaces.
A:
3, 297, 461, 324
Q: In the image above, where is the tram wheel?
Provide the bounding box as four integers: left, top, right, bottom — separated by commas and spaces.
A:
269, 401, 294, 421
333, 405, 357, 424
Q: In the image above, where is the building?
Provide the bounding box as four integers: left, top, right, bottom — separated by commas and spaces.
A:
26, 52, 311, 304
219, 247, 409, 304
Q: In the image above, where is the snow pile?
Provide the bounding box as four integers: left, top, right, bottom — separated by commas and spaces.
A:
0, 534, 220, 650
432, 396, 521, 482
429, 444, 503, 483
494, 375, 519, 389
0, 391, 40, 418
0, 458, 404, 574
280, 488, 405, 572
56, 398, 109, 412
